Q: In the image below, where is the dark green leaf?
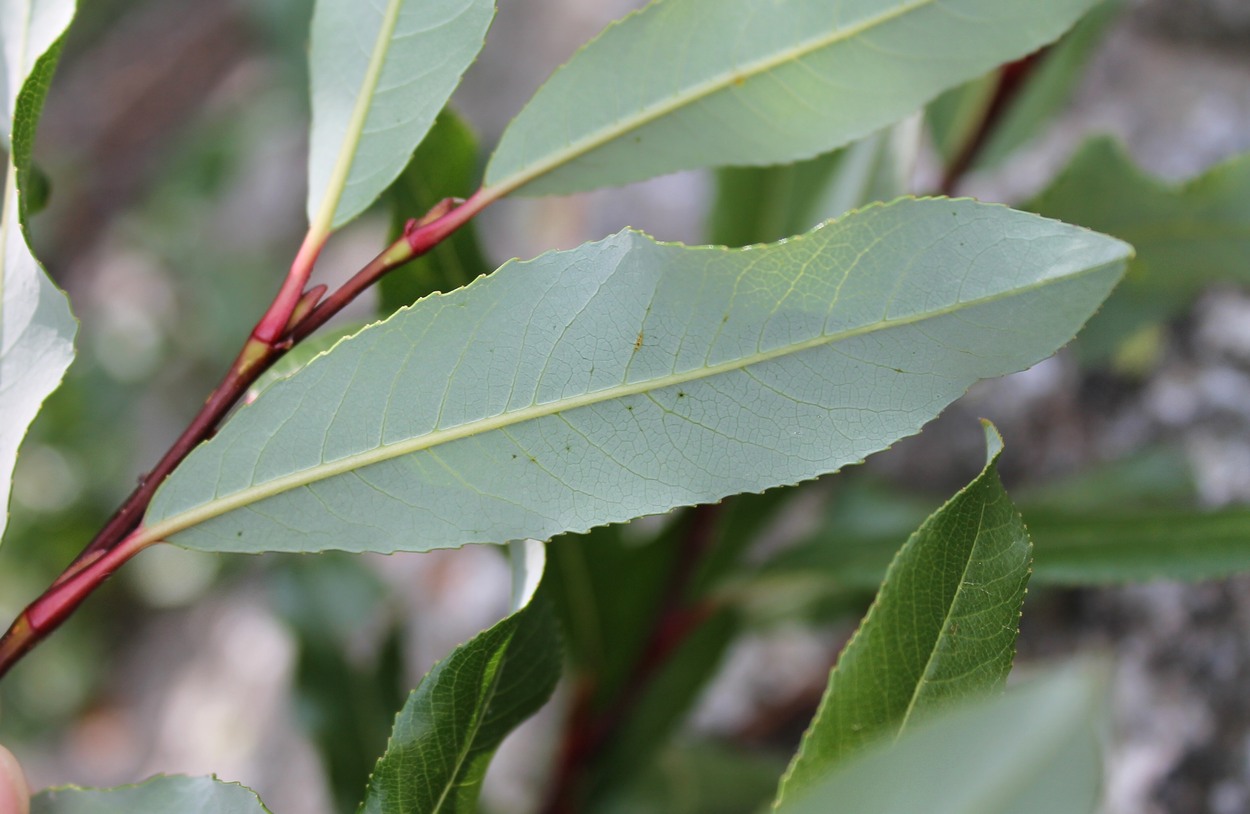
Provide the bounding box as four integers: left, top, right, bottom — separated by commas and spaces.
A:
774, 423, 1032, 805
598, 741, 787, 814
356, 554, 561, 814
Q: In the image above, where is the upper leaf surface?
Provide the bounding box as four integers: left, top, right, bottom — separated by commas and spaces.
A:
774, 423, 1031, 806
146, 199, 1128, 555
306, 0, 494, 232
0, 0, 76, 547
0, 0, 73, 151
774, 665, 1105, 814
32, 775, 272, 814
1027, 137, 1250, 360
355, 544, 561, 814
484, 0, 1101, 197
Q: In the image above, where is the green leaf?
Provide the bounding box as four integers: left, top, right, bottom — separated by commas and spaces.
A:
306, 0, 494, 233
1026, 137, 1250, 361
483, 0, 1102, 198
145, 199, 1128, 555
1028, 506, 1250, 585
548, 520, 683, 710
708, 123, 916, 248
355, 541, 561, 814
774, 664, 1106, 814
774, 423, 1032, 806
382, 109, 491, 313
0, 0, 75, 154
599, 740, 788, 814
0, 0, 77, 547
593, 609, 737, 797
31, 775, 272, 814
928, 1, 1122, 171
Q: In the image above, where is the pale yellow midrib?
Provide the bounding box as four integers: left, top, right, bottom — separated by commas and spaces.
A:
485, 0, 934, 197
310, 0, 404, 236
142, 256, 1122, 544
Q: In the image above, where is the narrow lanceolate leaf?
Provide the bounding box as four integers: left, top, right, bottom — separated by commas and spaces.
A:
356, 542, 560, 814
145, 199, 1129, 556
1027, 137, 1250, 361
483, 0, 1102, 198
0, 0, 77, 546
306, 0, 494, 233
32, 775, 272, 814
773, 423, 1032, 808
774, 665, 1106, 814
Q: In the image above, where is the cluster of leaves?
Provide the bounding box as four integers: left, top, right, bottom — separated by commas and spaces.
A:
3, 0, 1250, 812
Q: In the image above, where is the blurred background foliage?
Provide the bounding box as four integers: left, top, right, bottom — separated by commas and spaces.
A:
4, 0, 1250, 812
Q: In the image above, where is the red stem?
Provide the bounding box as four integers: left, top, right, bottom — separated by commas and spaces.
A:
0, 194, 491, 680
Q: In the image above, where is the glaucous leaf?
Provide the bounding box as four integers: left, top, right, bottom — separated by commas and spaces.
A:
0, 0, 77, 546
773, 664, 1106, 814
306, 0, 494, 232
483, 0, 1103, 197
1027, 137, 1250, 361
355, 541, 560, 814
32, 775, 271, 814
145, 199, 1128, 555
774, 423, 1031, 805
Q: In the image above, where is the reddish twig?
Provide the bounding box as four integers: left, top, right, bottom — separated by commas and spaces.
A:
0, 193, 493, 680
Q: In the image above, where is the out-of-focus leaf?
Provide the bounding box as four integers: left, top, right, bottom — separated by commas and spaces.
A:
774, 423, 1031, 805
929, 1, 1122, 171
270, 555, 405, 814
591, 609, 737, 799
356, 541, 560, 814
598, 740, 787, 814
774, 664, 1106, 814
483, 0, 1103, 197
146, 200, 1129, 556
306, 0, 494, 232
0, 0, 77, 547
1014, 445, 1196, 513
1028, 506, 1250, 585
1027, 137, 1250, 362
382, 109, 491, 313
32, 775, 272, 814
548, 519, 682, 710
708, 121, 917, 248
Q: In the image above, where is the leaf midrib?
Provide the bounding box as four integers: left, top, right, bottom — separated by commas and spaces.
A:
484, 0, 934, 196
143, 256, 1120, 544
311, 0, 404, 235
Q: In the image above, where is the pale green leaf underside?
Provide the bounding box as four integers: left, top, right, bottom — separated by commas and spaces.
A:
147, 199, 1128, 555
32, 775, 272, 814
0, 0, 76, 546
775, 665, 1105, 814
306, 0, 494, 230
484, 0, 1100, 197
775, 423, 1031, 807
